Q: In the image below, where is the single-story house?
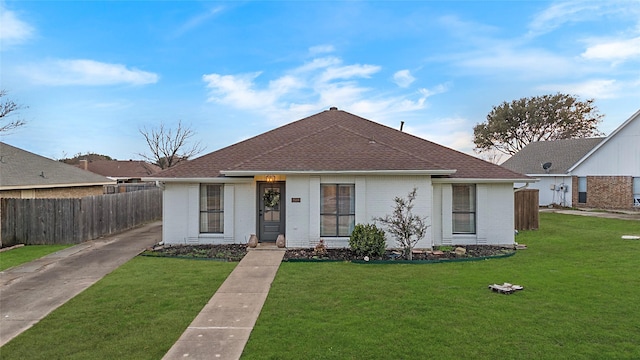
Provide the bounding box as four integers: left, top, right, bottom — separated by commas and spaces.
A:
0, 142, 115, 199
146, 108, 531, 248
502, 109, 640, 210
76, 159, 161, 192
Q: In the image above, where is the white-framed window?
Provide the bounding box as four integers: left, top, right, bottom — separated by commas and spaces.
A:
578, 177, 587, 204
200, 184, 224, 233
633, 178, 640, 208
320, 184, 355, 237
453, 184, 476, 234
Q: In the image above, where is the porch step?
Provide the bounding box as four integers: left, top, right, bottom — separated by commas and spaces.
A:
248, 243, 286, 251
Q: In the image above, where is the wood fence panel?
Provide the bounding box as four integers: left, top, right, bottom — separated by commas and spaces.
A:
0, 189, 162, 247
514, 189, 539, 231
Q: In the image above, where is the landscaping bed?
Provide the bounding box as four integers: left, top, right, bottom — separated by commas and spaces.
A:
283, 245, 515, 262
142, 244, 515, 262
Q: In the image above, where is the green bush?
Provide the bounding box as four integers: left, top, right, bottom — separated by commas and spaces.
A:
349, 223, 387, 258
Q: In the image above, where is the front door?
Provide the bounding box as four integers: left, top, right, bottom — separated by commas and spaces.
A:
258, 182, 285, 242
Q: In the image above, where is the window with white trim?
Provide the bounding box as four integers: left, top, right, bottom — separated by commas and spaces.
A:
200, 184, 224, 233
320, 184, 355, 237
578, 177, 587, 204
452, 184, 476, 234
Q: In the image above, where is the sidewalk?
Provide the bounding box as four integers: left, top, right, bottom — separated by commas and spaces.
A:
540, 207, 640, 220
0, 221, 162, 347
162, 247, 285, 360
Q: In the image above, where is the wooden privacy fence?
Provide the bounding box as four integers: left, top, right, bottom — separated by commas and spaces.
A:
1, 189, 162, 247
514, 188, 539, 231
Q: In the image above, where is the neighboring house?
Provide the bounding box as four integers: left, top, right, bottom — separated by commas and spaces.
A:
76, 159, 161, 192
146, 107, 531, 248
501, 138, 604, 207
502, 109, 640, 210
0, 142, 115, 199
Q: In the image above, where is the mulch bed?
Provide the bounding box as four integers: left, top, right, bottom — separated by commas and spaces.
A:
143, 244, 515, 262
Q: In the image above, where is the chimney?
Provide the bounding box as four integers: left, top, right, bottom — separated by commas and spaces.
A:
79, 159, 88, 170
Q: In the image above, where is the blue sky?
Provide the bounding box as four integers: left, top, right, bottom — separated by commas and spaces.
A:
1, 1, 639, 162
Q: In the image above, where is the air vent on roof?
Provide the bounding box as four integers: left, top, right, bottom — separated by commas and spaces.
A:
329, 106, 338, 111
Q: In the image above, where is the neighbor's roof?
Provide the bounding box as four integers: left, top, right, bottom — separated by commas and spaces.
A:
0, 142, 114, 190
500, 137, 604, 175
152, 108, 529, 181
78, 160, 161, 179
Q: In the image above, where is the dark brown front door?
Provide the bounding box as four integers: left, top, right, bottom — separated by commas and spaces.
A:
258, 182, 285, 242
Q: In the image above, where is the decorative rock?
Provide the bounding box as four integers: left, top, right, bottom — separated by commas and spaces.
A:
432, 250, 444, 256
276, 234, 286, 248
516, 244, 528, 250
248, 234, 258, 248
454, 247, 466, 256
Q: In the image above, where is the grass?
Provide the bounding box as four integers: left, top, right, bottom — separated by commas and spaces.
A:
0, 245, 72, 271
1, 257, 236, 360
241, 213, 640, 359
2, 213, 638, 359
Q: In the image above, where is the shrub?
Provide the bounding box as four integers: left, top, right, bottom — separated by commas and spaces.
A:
349, 224, 387, 258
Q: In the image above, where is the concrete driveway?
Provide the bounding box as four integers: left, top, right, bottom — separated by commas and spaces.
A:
0, 221, 161, 347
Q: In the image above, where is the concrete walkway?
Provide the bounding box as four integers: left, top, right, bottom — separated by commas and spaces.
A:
0, 221, 162, 347
540, 207, 640, 221
162, 247, 285, 360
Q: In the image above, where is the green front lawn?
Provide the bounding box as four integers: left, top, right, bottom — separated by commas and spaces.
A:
0, 245, 72, 271
242, 213, 640, 359
1, 257, 236, 360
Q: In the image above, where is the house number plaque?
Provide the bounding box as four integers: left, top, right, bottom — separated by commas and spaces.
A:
291, 197, 301, 203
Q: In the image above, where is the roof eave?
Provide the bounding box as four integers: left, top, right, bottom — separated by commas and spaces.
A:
0, 181, 115, 190
432, 177, 537, 184
220, 169, 457, 176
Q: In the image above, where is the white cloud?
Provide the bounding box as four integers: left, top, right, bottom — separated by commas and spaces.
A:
203, 56, 446, 125
0, 5, 35, 45
319, 63, 381, 83
393, 70, 415, 88
20, 59, 159, 86
173, 6, 224, 38
407, 117, 477, 155
582, 36, 640, 62
537, 79, 621, 99
309, 44, 335, 55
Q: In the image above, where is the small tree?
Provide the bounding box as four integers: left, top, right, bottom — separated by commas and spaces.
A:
374, 188, 430, 260
0, 90, 27, 133
139, 120, 204, 169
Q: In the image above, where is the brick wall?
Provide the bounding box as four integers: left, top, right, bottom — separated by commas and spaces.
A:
573, 176, 634, 210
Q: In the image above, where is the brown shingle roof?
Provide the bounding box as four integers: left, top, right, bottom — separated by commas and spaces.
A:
78, 160, 161, 178
153, 108, 528, 180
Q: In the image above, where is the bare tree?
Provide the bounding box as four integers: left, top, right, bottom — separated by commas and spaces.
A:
0, 90, 27, 133
139, 120, 204, 169
374, 188, 430, 260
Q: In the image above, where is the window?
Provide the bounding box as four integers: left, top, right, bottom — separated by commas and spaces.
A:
452, 184, 476, 234
633, 178, 640, 208
578, 177, 587, 204
321, 184, 355, 237
200, 184, 223, 233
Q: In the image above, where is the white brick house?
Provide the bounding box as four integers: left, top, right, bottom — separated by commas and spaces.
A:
146, 108, 531, 248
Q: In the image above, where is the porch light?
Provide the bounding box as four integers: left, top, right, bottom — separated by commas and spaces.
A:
266, 175, 276, 183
